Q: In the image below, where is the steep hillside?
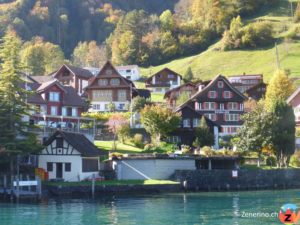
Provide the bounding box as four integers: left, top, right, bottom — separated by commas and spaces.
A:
141, 0, 300, 82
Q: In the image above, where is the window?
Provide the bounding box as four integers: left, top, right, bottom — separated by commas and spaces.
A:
168, 74, 175, 78
208, 91, 217, 98
65, 163, 71, 172
227, 102, 238, 110
223, 91, 232, 99
62, 107, 67, 116
47, 162, 53, 172
218, 81, 224, 88
168, 136, 181, 143
56, 138, 63, 148
50, 106, 58, 116
204, 102, 216, 110
98, 79, 108, 86
126, 69, 131, 73
224, 114, 239, 121
105, 69, 112, 75
110, 78, 120, 85
92, 104, 100, 110
183, 119, 190, 128
222, 126, 239, 134
118, 103, 125, 110
193, 118, 199, 127
41, 105, 47, 114
63, 71, 69, 77
219, 103, 224, 110
118, 90, 127, 101
82, 159, 99, 172
92, 90, 112, 101
205, 114, 217, 121
49, 92, 60, 102
72, 108, 77, 117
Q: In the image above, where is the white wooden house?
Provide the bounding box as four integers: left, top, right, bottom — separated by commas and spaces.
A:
38, 131, 107, 182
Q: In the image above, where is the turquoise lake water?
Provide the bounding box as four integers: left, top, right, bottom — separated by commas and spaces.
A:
0, 190, 299, 225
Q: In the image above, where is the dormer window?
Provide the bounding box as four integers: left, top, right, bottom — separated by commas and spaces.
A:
98, 79, 108, 86
111, 78, 120, 86
218, 81, 224, 88
208, 91, 217, 98
224, 91, 232, 99
49, 92, 60, 102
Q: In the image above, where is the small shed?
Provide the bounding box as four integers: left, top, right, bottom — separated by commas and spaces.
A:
38, 131, 107, 181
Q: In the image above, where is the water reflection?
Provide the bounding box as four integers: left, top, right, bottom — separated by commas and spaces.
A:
0, 190, 299, 225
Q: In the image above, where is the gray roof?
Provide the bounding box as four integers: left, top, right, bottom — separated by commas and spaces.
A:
30, 75, 55, 84
44, 131, 107, 157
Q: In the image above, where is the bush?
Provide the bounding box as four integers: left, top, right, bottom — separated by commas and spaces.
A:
144, 143, 154, 151
181, 145, 191, 154
132, 133, 144, 148
143, 142, 175, 153
266, 156, 276, 166
290, 153, 300, 167
202, 146, 216, 156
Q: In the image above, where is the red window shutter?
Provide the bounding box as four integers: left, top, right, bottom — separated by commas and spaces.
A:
230, 91, 233, 98
214, 103, 218, 109
203, 102, 206, 109
222, 91, 224, 98
237, 114, 240, 121
208, 92, 210, 98
215, 114, 218, 121
224, 114, 226, 121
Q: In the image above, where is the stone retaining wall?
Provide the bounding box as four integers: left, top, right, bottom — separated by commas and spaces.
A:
174, 169, 300, 191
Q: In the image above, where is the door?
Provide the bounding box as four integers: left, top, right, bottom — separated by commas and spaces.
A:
56, 163, 63, 179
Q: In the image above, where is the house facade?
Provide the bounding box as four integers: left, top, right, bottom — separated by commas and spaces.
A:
228, 74, 263, 93
116, 65, 140, 81
145, 68, 182, 93
182, 75, 247, 137
85, 61, 138, 112
26, 80, 85, 126
38, 131, 107, 181
53, 64, 93, 96
245, 82, 267, 100
287, 87, 300, 127
169, 105, 220, 148
164, 82, 200, 108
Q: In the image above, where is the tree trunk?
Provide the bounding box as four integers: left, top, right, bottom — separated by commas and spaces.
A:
257, 154, 261, 167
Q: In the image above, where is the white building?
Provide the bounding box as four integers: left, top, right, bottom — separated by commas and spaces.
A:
116, 65, 140, 81
113, 156, 196, 180
85, 65, 141, 81
38, 131, 107, 182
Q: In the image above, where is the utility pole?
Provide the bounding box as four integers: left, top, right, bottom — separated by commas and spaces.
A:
275, 42, 280, 70
291, 1, 294, 20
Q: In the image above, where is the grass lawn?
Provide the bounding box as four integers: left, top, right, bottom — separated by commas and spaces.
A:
140, 0, 300, 83
241, 164, 298, 170
95, 140, 143, 153
44, 179, 179, 186
151, 92, 164, 102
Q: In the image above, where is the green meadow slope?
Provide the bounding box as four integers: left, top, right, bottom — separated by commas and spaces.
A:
141, 0, 300, 82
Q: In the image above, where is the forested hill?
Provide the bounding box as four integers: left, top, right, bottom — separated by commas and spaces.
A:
0, 0, 289, 77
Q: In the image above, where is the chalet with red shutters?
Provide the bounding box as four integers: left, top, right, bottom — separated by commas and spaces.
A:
145, 68, 182, 93
178, 75, 247, 137
25, 79, 85, 125
84, 61, 139, 112
51, 64, 94, 96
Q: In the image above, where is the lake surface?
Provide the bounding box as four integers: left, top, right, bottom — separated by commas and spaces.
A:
0, 189, 299, 225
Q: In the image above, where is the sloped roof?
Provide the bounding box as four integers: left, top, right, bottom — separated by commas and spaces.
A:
53, 64, 93, 79
176, 75, 247, 110
62, 86, 85, 107
287, 86, 300, 104
37, 80, 67, 93
145, 68, 183, 82
30, 75, 55, 84
164, 82, 198, 99
44, 131, 107, 157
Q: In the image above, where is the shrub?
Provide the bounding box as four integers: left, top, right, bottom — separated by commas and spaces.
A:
133, 133, 144, 148
144, 143, 154, 151
181, 145, 191, 154
202, 146, 216, 156
266, 156, 276, 167
290, 153, 300, 167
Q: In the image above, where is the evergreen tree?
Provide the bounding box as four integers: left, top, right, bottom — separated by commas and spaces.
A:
0, 29, 41, 173
183, 67, 194, 82
193, 117, 214, 148
272, 100, 295, 168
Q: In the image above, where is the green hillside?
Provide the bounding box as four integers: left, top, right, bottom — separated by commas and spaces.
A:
140, 0, 300, 82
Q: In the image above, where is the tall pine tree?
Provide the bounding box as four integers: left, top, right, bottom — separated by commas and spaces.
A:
0, 29, 41, 173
